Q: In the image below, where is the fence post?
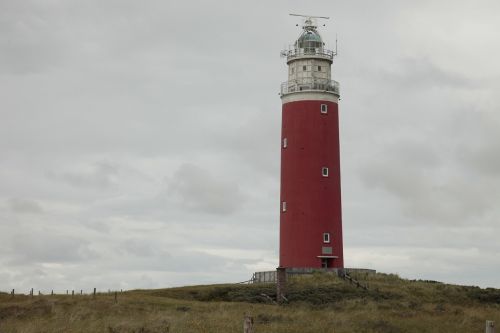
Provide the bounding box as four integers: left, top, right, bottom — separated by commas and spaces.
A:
114, 291, 117, 303
276, 266, 287, 304
51, 290, 54, 296
11, 289, 14, 298
72, 290, 74, 297
243, 315, 254, 333
80, 290, 83, 295
486, 321, 495, 333
93, 288, 96, 298
30, 288, 33, 298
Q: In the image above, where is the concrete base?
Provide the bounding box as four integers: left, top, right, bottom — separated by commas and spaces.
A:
252, 267, 376, 283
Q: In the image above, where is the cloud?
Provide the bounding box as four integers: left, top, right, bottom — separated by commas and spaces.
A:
167, 163, 247, 215
46, 161, 119, 190
119, 238, 158, 257
7, 233, 97, 265
358, 137, 497, 224
7, 198, 44, 214
0, 2, 69, 74
380, 57, 476, 91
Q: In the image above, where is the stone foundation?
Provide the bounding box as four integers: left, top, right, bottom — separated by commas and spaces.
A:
251, 267, 376, 283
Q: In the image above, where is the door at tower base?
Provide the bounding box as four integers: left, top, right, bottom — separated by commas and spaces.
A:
279, 98, 344, 269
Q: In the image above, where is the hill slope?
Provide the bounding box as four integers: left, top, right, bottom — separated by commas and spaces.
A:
1, 272, 499, 332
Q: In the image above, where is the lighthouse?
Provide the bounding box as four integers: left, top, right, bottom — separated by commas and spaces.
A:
279, 15, 343, 269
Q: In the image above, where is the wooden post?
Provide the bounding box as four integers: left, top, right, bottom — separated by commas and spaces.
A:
114, 291, 117, 303
38, 290, 41, 296
93, 288, 96, 298
11, 289, 14, 298
66, 290, 68, 295
276, 266, 287, 304
243, 315, 254, 333
72, 290, 74, 297
51, 290, 54, 296
30, 288, 33, 298
486, 321, 495, 333
80, 290, 83, 295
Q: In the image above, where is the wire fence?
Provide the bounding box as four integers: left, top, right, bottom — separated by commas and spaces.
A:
5, 288, 124, 303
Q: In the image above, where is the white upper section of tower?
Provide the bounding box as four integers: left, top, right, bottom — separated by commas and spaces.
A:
280, 14, 339, 98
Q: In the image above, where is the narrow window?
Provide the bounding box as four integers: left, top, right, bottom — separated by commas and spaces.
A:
282, 137, 288, 148
322, 167, 329, 177
291, 68, 294, 74
323, 233, 330, 243
282, 201, 287, 212
303, 65, 307, 71
318, 65, 322, 71
321, 104, 328, 114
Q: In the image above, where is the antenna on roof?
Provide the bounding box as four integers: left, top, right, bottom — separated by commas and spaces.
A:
335, 34, 338, 56
289, 13, 330, 31
289, 13, 330, 20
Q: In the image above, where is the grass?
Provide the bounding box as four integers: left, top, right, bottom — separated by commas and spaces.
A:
1, 272, 500, 332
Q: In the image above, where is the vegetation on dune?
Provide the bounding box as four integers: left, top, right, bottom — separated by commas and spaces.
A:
1, 272, 500, 332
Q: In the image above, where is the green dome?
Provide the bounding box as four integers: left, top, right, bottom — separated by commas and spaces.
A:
296, 29, 324, 52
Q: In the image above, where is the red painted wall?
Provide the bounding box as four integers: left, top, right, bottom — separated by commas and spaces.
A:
279, 99, 344, 268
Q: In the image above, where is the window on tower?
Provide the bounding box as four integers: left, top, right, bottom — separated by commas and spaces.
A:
322, 167, 329, 177
318, 65, 322, 71
323, 233, 330, 243
303, 65, 307, 71
321, 104, 328, 114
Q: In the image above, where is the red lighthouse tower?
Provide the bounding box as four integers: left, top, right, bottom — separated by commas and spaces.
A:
279, 15, 343, 269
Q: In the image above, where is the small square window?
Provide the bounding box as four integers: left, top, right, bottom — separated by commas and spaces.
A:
303, 65, 307, 71
322, 167, 329, 177
318, 65, 322, 71
320, 104, 328, 114
282, 137, 287, 148
323, 233, 330, 243
282, 201, 287, 212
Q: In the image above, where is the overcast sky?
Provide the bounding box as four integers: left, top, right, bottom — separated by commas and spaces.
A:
1, 0, 500, 293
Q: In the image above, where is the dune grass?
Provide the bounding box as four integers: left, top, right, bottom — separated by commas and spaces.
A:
1, 272, 499, 332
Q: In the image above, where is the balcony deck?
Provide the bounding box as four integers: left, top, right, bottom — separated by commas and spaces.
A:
281, 48, 335, 63
281, 79, 340, 96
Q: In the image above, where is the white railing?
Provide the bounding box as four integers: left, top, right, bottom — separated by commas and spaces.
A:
281, 47, 335, 61
281, 79, 340, 95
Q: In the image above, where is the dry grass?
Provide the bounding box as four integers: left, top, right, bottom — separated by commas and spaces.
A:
1, 273, 499, 332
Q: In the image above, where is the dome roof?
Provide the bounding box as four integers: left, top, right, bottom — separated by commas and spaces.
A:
296, 29, 324, 51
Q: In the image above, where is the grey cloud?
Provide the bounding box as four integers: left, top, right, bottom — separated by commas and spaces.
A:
0, 6, 64, 74
119, 238, 159, 257
359, 140, 439, 199
46, 161, 119, 190
109, 250, 239, 274
454, 111, 500, 177
7, 233, 97, 265
208, 107, 281, 178
359, 141, 495, 224
382, 57, 475, 91
7, 198, 44, 214
167, 163, 247, 216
